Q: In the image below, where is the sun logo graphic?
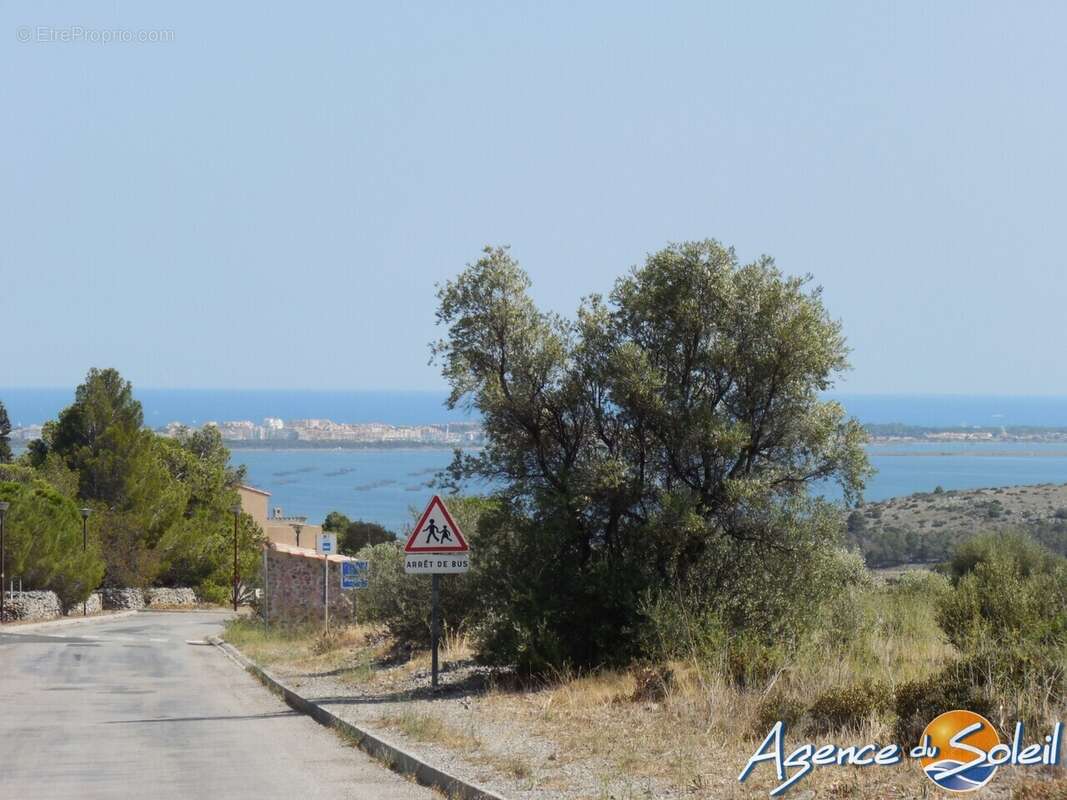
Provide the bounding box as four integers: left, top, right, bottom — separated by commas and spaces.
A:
919, 710, 1000, 792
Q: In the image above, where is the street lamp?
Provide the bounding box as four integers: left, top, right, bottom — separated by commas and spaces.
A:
231, 504, 241, 613
293, 523, 303, 548
80, 508, 91, 617
0, 501, 8, 625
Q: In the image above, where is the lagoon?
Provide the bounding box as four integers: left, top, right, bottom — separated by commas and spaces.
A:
233, 441, 1067, 532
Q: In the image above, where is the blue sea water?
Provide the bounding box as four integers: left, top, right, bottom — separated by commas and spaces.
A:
0, 387, 467, 428
233, 441, 1067, 531
4, 387, 1066, 429
5, 388, 1067, 528
233, 448, 463, 534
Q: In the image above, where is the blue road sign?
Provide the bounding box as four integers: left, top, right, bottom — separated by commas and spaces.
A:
341, 559, 369, 590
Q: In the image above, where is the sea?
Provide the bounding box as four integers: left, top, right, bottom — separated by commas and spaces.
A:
4, 388, 1067, 532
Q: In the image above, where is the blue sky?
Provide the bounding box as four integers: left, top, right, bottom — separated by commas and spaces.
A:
3, 3, 1065, 393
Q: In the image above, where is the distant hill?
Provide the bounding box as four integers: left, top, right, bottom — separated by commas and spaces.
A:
847, 483, 1067, 567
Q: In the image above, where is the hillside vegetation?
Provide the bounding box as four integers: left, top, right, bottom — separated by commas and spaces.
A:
848, 482, 1067, 568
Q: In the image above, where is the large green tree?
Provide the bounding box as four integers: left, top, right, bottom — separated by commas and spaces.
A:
38, 368, 149, 506
0, 400, 12, 463
0, 480, 105, 610
433, 242, 870, 669
25, 369, 262, 595
323, 511, 396, 554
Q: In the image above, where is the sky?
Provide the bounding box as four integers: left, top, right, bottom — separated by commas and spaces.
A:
3, 2, 1066, 394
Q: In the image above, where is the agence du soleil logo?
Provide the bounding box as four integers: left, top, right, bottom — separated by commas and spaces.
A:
738, 710, 1063, 796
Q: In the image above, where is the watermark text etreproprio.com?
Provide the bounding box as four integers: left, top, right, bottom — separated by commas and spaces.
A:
17, 26, 175, 44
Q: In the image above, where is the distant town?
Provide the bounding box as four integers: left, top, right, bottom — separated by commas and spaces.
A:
10, 418, 486, 449
864, 424, 1067, 444
12, 418, 1067, 449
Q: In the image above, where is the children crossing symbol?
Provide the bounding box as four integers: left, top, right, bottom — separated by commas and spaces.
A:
403, 495, 469, 554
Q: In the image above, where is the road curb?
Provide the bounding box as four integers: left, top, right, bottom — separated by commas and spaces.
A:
0, 609, 139, 633
209, 636, 509, 800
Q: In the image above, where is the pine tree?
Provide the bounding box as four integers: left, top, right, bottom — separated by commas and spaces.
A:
0, 400, 12, 463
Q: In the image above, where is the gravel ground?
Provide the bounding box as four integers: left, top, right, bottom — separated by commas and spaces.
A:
267, 651, 675, 800
235, 640, 1067, 800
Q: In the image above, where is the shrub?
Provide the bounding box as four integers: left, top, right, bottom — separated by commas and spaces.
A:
630, 665, 674, 702
846, 510, 867, 534
894, 660, 996, 745
942, 531, 1060, 584
756, 691, 806, 734
355, 496, 487, 647
914, 533, 1067, 740
938, 533, 1067, 662
636, 587, 728, 665
807, 682, 892, 734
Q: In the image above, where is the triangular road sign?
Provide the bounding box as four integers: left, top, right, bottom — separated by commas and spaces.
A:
405, 495, 469, 553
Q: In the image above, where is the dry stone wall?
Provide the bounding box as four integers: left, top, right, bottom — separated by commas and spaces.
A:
1, 590, 63, 622
0, 586, 200, 622
101, 588, 146, 610
65, 592, 104, 617
144, 588, 199, 607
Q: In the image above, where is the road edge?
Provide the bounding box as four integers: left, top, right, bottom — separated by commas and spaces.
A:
0, 609, 139, 633
209, 636, 510, 800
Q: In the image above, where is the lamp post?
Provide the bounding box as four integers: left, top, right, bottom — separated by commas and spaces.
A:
231, 504, 241, 613
80, 508, 91, 617
0, 501, 8, 625
293, 523, 303, 549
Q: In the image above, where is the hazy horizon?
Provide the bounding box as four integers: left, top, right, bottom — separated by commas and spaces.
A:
4, 386, 1067, 429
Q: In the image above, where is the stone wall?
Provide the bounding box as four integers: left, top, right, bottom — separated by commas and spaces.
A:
1, 590, 63, 622
262, 544, 355, 625
101, 588, 147, 610
144, 587, 200, 607
65, 592, 104, 617
0, 586, 201, 622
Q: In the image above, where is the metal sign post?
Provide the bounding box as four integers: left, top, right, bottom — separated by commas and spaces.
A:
323, 556, 329, 633
317, 533, 338, 634
430, 574, 440, 688
404, 496, 470, 691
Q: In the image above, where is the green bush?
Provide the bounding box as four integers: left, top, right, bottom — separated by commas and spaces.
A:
355, 496, 487, 647
938, 533, 1067, 666
894, 660, 996, 745
636, 587, 728, 665
0, 480, 105, 610
807, 682, 892, 733
899, 533, 1067, 742
756, 691, 806, 734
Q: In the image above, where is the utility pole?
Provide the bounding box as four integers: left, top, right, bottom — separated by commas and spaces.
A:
80, 508, 91, 617
0, 501, 8, 625
231, 504, 241, 613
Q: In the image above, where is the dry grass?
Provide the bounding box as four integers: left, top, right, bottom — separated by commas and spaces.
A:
1013, 776, 1067, 799
402, 627, 474, 673
474, 578, 1032, 798
225, 587, 1064, 799
224, 619, 387, 683
376, 709, 479, 750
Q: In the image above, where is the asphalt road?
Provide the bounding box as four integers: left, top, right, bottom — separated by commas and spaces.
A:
0, 611, 433, 800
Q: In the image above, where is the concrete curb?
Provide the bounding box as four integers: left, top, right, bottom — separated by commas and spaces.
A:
0, 609, 139, 633
209, 636, 509, 800
0, 610, 141, 635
